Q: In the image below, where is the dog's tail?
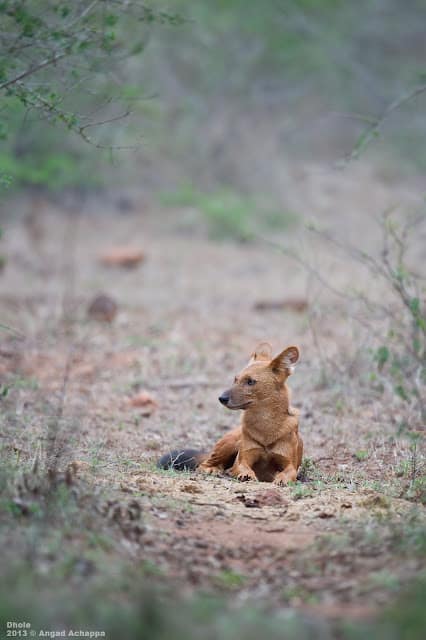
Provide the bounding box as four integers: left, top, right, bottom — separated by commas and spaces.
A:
157, 449, 207, 471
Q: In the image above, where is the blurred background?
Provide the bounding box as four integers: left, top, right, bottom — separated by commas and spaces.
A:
1, 0, 426, 204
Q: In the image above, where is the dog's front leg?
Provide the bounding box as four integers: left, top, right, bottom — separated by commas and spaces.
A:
230, 450, 259, 482
198, 461, 224, 475
273, 464, 297, 485
272, 436, 300, 485
198, 425, 241, 476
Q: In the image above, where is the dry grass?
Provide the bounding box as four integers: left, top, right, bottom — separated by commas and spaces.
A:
0, 169, 425, 634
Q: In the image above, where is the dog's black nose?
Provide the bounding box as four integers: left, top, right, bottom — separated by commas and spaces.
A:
219, 394, 229, 406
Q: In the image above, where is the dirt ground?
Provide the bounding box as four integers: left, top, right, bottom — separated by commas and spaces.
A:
0, 169, 425, 626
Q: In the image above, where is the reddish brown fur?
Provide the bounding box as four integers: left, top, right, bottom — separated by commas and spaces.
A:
199, 343, 303, 484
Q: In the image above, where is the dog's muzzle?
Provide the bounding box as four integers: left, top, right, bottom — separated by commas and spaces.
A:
218, 393, 230, 406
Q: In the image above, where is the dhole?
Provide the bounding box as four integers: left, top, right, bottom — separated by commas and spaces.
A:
158, 342, 303, 484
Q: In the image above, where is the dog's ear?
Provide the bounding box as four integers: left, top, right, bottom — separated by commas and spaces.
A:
249, 341, 272, 364
270, 346, 299, 377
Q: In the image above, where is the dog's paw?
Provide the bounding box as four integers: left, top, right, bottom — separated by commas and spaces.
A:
199, 464, 222, 476
273, 476, 288, 486
273, 469, 297, 485
237, 471, 257, 482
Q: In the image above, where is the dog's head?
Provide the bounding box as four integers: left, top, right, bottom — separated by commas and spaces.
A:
218, 342, 299, 410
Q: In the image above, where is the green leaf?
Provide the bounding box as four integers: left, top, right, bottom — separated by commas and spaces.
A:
0, 384, 9, 398
104, 14, 118, 27
354, 450, 368, 462
395, 385, 410, 402
0, 173, 12, 189
0, 122, 8, 140
130, 41, 145, 56
394, 267, 407, 283
410, 298, 420, 315
417, 316, 426, 331
375, 346, 390, 370
412, 337, 421, 354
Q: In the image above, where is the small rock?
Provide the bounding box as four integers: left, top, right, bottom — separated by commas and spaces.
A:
253, 297, 308, 313
129, 391, 158, 416
236, 494, 261, 508
255, 488, 289, 507
75, 364, 96, 379
99, 247, 145, 269
73, 557, 96, 577
194, 540, 209, 549
120, 483, 134, 493
286, 512, 300, 521
87, 294, 118, 322
181, 484, 202, 494
116, 196, 135, 212
236, 488, 289, 508
12, 498, 32, 516
67, 460, 90, 474
361, 494, 390, 510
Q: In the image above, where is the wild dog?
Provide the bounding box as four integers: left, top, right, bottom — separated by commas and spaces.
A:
158, 343, 303, 484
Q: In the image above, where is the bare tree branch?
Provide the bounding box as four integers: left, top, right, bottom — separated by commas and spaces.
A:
0, 52, 68, 92
343, 84, 426, 163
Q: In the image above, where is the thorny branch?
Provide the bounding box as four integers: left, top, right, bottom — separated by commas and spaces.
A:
342, 84, 426, 163
0, 1, 180, 149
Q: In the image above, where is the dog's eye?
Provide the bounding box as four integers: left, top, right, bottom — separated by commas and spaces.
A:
246, 377, 256, 386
